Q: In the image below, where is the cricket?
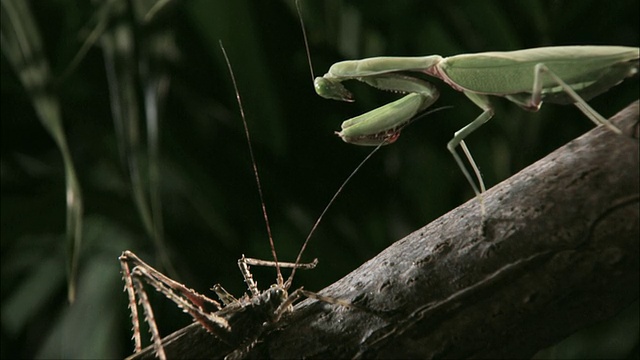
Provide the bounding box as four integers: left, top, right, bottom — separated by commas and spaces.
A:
310, 35, 638, 198
119, 43, 379, 360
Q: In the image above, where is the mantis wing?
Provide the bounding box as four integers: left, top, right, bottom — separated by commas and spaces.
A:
438, 46, 639, 97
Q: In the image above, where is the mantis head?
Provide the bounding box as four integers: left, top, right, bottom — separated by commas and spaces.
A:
314, 77, 354, 102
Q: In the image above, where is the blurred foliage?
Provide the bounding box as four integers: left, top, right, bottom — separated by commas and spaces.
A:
1, 0, 638, 358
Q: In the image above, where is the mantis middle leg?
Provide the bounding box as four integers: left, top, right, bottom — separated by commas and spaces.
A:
447, 92, 495, 210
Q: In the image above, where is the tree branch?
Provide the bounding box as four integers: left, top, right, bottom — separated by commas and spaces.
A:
129, 101, 639, 359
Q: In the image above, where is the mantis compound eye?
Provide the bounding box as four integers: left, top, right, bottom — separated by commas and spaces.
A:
314, 77, 354, 102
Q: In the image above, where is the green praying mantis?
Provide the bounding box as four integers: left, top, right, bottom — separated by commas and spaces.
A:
314, 45, 639, 199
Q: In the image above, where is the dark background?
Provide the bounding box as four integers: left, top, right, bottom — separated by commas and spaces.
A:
2, 0, 638, 358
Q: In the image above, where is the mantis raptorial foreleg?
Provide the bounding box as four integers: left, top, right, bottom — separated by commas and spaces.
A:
316, 73, 440, 145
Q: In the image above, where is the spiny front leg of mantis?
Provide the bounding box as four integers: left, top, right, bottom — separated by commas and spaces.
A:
315, 68, 440, 146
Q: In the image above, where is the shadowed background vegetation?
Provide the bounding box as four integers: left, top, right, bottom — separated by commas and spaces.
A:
2, 0, 638, 358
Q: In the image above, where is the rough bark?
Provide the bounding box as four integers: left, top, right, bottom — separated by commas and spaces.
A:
129, 101, 639, 359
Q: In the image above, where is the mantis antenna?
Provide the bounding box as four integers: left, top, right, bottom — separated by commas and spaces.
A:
296, 0, 316, 84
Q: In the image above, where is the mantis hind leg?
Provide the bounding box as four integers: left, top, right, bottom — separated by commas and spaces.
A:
508, 63, 622, 134
447, 92, 495, 215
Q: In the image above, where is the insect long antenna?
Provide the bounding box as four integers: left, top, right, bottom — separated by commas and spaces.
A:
284, 143, 383, 289
296, 0, 316, 84
219, 41, 283, 286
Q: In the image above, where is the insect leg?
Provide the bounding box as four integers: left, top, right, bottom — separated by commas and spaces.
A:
120, 255, 144, 354
130, 275, 167, 360
120, 251, 231, 357
243, 257, 318, 269
517, 63, 623, 134
447, 92, 494, 212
